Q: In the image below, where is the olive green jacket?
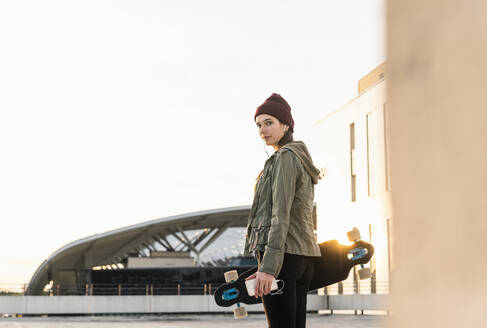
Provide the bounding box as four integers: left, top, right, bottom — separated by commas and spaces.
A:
243, 141, 321, 277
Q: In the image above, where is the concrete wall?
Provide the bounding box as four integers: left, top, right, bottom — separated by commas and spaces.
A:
0, 295, 324, 315
328, 294, 388, 312
0, 295, 388, 315
127, 257, 195, 268
387, 0, 487, 327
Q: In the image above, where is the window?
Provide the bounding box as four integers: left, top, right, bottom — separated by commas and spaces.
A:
366, 112, 373, 196
383, 103, 390, 191
350, 123, 356, 202
387, 218, 394, 282
369, 223, 377, 294
366, 110, 378, 197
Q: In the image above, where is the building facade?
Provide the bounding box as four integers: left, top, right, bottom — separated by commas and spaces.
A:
311, 63, 392, 293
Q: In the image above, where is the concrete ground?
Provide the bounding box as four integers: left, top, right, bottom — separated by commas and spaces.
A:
0, 313, 386, 327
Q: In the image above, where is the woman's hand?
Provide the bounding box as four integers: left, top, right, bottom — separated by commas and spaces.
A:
245, 271, 275, 298
245, 273, 257, 281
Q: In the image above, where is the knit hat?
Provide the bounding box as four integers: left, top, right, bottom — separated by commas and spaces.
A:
254, 93, 294, 132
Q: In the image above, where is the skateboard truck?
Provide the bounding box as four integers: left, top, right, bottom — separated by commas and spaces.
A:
346, 227, 373, 280
223, 270, 248, 319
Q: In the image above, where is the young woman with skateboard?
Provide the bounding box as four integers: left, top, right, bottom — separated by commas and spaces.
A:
243, 93, 322, 328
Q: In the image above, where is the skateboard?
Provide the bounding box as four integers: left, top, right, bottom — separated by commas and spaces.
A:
213, 267, 262, 319
214, 228, 374, 313
308, 227, 374, 291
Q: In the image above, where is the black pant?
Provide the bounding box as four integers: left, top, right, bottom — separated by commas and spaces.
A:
258, 252, 315, 328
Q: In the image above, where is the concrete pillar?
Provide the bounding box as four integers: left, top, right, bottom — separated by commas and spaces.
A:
387, 0, 487, 327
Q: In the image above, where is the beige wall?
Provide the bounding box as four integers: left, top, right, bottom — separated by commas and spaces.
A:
358, 62, 386, 94
387, 0, 487, 326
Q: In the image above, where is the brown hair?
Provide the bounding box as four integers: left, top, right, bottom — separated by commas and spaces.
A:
278, 127, 294, 147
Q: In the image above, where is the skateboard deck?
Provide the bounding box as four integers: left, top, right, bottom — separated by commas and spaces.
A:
308, 239, 374, 291
214, 238, 374, 307
213, 266, 261, 307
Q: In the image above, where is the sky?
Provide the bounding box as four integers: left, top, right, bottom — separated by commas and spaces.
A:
0, 0, 385, 285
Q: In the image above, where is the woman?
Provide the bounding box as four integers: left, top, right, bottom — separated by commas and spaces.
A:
243, 93, 322, 328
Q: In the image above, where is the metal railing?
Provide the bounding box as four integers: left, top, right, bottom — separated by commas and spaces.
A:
0, 284, 26, 296
2, 281, 389, 296
323, 280, 390, 295
43, 282, 219, 296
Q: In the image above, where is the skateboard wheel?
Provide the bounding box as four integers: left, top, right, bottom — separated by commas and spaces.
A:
224, 270, 239, 283
358, 267, 372, 280
233, 306, 248, 319
347, 228, 361, 242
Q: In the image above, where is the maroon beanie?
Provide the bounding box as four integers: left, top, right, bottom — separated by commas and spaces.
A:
254, 93, 294, 132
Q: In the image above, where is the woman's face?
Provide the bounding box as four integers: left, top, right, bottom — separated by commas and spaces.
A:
255, 114, 288, 148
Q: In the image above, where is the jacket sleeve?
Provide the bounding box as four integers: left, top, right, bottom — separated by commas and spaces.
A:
259, 150, 297, 277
